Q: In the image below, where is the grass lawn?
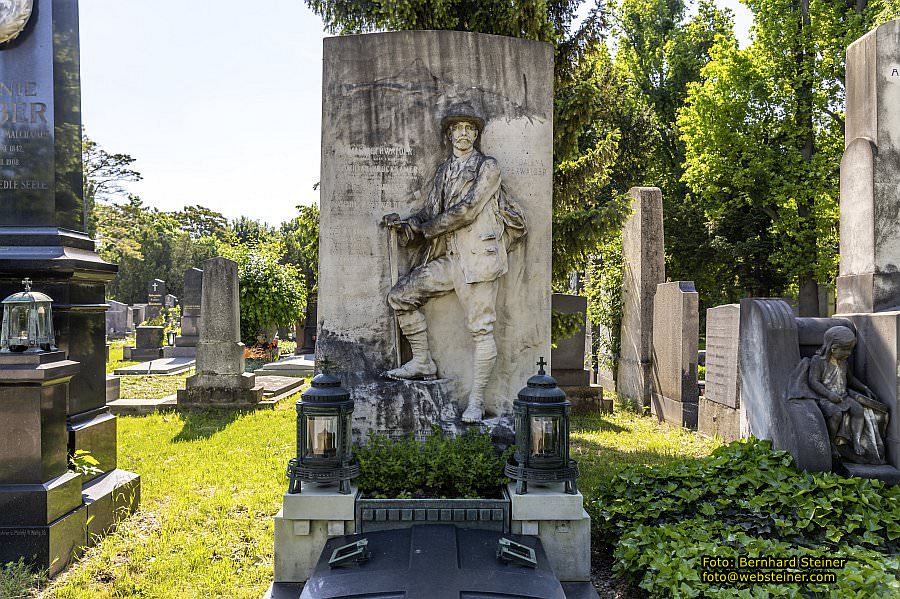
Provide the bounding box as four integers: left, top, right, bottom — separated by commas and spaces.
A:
14, 407, 719, 598
118, 370, 195, 399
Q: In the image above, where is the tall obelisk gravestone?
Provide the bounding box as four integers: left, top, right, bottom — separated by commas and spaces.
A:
0, 0, 140, 567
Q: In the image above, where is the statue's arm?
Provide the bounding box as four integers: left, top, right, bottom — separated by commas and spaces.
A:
847, 370, 877, 399
416, 158, 501, 239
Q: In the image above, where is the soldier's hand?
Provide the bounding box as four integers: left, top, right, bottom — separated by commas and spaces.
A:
382, 213, 403, 228
407, 215, 425, 234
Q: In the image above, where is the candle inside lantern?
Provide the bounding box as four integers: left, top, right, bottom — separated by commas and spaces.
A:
306, 416, 338, 458
530, 415, 559, 458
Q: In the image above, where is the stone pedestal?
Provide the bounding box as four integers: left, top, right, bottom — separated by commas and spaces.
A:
650, 282, 699, 429
837, 20, 900, 313
129, 325, 164, 360
316, 31, 553, 433
507, 483, 591, 582
699, 304, 742, 441
0, 351, 85, 576
617, 187, 665, 409
274, 483, 358, 584
177, 257, 263, 408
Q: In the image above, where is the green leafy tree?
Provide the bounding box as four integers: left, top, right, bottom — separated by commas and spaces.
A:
280, 203, 320, 293
678, 0, 889, 314
176, 205, 230, 240
611, 0, 736, 308
219, 240, 307, 345
82, 133, 142, 237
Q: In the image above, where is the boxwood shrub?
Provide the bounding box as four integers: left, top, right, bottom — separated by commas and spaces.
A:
587, 439, 900, 597
355, 428, 512, 499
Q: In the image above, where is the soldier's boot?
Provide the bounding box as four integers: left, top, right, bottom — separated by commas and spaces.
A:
462, 334, 497, 423
383, 311, 437, 381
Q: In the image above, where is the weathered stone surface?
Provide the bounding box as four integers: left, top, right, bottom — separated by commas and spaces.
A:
703, 304, 741, 408
837, 20, 900, 313
699, 304, 742, 441
617, 187, 665, 408
317, 31, 552, 435
350, 377, 460, 442
254, 354, 314, 378
551, 294, 591, 387
650, 281, 698, 428
510, 509, 591, 582
135, 326, 164, 350
837, 310, 900, 469
177, 267, 203, 346
178, 257, 262, 407
738, 299, 834, 471
105, 301, 128, 337
105, 375, 120, 403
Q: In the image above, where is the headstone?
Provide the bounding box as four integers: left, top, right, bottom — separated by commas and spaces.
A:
650, 281, 699, 429
837, 20, 900, 313
698, 304, 742, 441
105, 300, 128, 338
177, 257, 263, 407
146, 278, 165, 305
316, 31, 552, 438
617, 187, 665, 408
0, 0, 139, 572
131, 304, 146, 327
550, 294, 590, 386
176, 268, 202, 347
164, 294, 177, 309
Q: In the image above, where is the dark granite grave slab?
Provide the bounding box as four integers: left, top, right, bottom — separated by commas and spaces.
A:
0, 471, 82, 526
83, 468, 141, 539
0, 503, 86, 578
68, 408, 117, 479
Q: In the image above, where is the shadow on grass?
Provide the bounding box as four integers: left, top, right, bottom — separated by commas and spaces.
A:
171, 409, 245, 442
570, 413, 627, 434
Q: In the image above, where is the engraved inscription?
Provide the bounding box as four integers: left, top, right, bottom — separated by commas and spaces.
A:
892, 68, 899, 77
0, 79, 52, 194
705, 306, 741, 409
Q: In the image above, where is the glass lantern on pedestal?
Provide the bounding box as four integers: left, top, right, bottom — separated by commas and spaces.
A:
1, 278, 56, 353
505, 357, 579, 495
286, 371, 359, 494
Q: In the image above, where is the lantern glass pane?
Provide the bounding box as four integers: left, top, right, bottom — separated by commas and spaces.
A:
305, 416, 338, 458
530, 415, 560, 458
36, 306, 47, 339
12, 306, 29, 343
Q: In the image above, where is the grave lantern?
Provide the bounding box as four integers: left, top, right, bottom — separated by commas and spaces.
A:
287, 370, 359, 494
505, 357, 579, 495
167, 330, 176, 346
1, 278, 56, 353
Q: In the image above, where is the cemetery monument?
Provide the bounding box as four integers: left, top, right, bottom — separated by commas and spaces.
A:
0, 0, 140, 574
316, 30, 552, 438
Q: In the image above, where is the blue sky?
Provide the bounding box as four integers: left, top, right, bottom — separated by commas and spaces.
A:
79, 1, 752, 226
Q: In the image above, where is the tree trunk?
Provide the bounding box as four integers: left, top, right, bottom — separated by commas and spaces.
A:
795, 0, 820, 317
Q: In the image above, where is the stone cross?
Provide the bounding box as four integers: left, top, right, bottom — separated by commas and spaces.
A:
22, 278, 31, 292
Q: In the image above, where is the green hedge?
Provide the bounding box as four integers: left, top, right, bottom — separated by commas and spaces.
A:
355, 429, 511, 499
587, 439, 900, 597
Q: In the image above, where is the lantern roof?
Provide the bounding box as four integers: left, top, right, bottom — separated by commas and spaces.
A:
301, 372, 352, 403
517, 357, 567, 403
2, 290, 53, 305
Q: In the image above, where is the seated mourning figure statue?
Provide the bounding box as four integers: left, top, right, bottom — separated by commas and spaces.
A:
787, 326, 890, 465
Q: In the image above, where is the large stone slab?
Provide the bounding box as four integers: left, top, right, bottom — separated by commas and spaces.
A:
254, 354, 314, 378
698, 303, 742, 441
551, 294, 591, 387
178, 257, 262, 408
176, 267, 202, 346
106, 300, 128, 337
617, 187, 665, 408
837, 20, 900, 313
650, 281, 698, 428
114, 357, 194, 376
317, 31, 553, 433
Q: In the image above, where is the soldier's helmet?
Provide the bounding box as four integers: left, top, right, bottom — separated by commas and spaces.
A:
441, 102, 486, 133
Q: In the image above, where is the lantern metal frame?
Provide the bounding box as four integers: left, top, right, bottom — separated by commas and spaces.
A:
0, 278, 56, 354
287, 372, 359, 494
505, 358, 579, 495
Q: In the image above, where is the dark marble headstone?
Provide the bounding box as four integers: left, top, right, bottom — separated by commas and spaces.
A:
550, 294, 590, 386
147, 279, 166, 306
176, 267, 202, 346
0, 0, 139, 574
164, 293, 177, 308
